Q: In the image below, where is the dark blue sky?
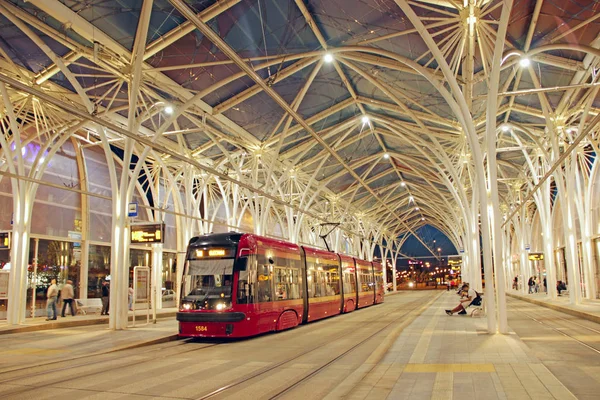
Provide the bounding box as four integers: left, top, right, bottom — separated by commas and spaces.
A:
397, 226, 457, 267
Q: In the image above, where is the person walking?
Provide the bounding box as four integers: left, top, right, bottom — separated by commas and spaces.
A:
101, 280, 110, 315
61, 280, 76, 317
46, 279, 58, 321
528, 276, 535, 294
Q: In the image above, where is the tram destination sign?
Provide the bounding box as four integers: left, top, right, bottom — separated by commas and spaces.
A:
130, 223, 165, 244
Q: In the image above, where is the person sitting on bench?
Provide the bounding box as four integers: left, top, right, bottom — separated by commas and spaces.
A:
557, 280, 567, 295
446, 282, 479, 315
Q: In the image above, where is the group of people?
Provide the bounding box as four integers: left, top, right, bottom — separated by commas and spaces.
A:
445, 282, 482, 315
514, 275, 567, 295
45, 279, 76, 321
46, 279, 113, 320
527, 276, 547, 293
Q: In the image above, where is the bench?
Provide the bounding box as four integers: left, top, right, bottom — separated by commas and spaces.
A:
76, 298, 103, 315
470, 295, 485, 318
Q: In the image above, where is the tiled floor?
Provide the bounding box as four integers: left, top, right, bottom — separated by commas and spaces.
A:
345, 292, 579, 400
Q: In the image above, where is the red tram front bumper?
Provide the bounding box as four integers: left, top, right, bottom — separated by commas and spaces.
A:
177, 311, 249, 338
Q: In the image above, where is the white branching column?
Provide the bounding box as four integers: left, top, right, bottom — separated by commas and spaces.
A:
0, 86, 32, 324
1, 83, 77, 324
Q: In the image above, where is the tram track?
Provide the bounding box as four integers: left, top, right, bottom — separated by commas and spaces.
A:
0, 292, 436, 400
0, 338, 222, 394
509, 299, 600, 355
195, 291, 442, 400
0, 334, 183, 376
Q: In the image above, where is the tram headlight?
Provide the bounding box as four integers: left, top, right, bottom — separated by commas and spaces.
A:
182, 302, 193, 310
215, 303, 226, 311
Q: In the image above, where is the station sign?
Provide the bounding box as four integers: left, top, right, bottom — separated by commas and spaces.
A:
408, 260, 423, 265
128, 202, 138, 218
131, 223, 165, 244
0, 232, 10, 249
528, 253, 544, 261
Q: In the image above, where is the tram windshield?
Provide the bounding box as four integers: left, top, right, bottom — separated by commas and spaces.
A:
181, 259, 233, 311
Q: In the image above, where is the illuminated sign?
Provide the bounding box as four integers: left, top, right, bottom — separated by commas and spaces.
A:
528, 253, 544, 261
0, 232, 9, 249
130, 223, 164, 244
209, 249, 226, 257
195, 248, 228, 258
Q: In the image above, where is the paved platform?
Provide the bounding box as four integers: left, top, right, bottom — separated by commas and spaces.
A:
2, 292, 599, 399
0, 316, 179, 373
340, 291, 585, 399
507, 290, 600, 324
0, 307, 177, 335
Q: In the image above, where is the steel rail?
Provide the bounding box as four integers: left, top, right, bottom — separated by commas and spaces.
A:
193, 292, 440, 400
509, 299, 600, 355
0, 339, 219, 389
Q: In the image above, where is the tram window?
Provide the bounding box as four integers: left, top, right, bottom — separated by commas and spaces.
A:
237, 255, 256, 304
274, 267, 288, 300
257, 264, 272, 302
289, 269, 300, 299
344, 270, 356, 294
328, 270, 340, 295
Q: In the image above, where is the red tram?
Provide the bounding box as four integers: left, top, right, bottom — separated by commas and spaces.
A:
177, 233, 384, 338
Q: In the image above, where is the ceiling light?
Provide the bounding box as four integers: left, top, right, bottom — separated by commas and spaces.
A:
415, 207, 420, 211
361, 116, 370, 124
401, 182, 406, 187
421, 217, 425, 221
164, 105, 174, 114
519, 58, 530, 68
501, 124, 509, 132
324, 53, 333, 63
383, 153, 389, 159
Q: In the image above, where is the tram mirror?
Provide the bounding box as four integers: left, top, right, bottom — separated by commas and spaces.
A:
234, 257, 248, 271
268, 257, 274, 264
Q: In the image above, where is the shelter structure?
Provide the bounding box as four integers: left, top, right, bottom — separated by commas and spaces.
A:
0, 0, 599, 333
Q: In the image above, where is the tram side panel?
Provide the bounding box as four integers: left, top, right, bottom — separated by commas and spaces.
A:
302, 246, 342, 322
253, 237, 304, 333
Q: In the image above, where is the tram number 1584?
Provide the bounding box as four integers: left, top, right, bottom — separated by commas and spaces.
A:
195, 325, 208, 332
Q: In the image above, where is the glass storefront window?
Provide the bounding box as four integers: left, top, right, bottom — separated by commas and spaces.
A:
25, 239, 82, 315
88, 244, 111, 298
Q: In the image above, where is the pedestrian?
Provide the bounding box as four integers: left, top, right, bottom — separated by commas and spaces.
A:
528, 276, 535, 294
447, 281, 451, 291
61, 280, 76, 317
128, 284, 134, 311
46, 279, 58, 321
513, 276, 518, 290
101, 280, 110, 315
543, 277, 547, 293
